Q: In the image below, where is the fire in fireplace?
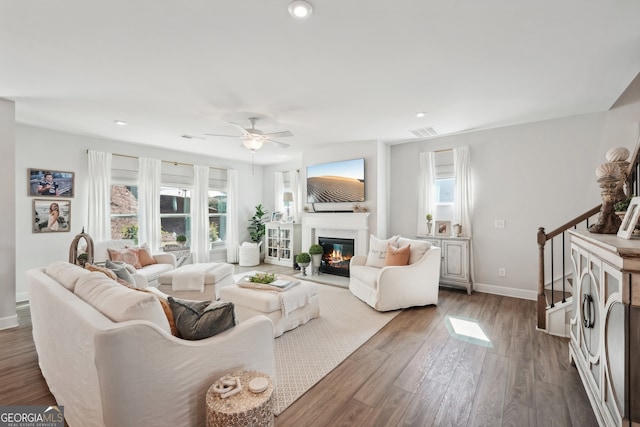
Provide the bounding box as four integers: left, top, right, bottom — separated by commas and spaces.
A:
318, 237, 355, 277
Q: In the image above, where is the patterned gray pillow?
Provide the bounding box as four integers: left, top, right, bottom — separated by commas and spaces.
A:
168, 297, 236, 340
105, 259, 136, 285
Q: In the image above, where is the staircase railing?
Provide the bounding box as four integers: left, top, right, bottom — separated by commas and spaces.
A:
536, 206, 600, 330
537, 144, 640, 331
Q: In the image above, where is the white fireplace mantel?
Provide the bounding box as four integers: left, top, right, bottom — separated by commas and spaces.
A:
301, 213, 370, 256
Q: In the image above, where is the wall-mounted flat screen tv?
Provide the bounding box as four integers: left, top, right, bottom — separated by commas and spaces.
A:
307, 158, 365, 203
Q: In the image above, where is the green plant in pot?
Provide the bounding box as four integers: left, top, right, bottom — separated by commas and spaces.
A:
426, 213, 433, 235
309, 244, 323, 275
248, 204, 267, 245
296, 252, 311, 276
77, 252, 89, 266
176, 234, 187, 246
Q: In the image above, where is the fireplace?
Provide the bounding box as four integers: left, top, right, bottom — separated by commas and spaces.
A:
318, 237, 355, 277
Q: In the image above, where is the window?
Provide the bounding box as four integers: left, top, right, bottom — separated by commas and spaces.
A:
208, 190, 227, 243
435, 178, 454, 205
110, 184, 139, 242
160, 187, 191, 247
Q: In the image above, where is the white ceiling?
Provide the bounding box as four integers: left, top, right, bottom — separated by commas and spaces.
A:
1, 0, 639, 164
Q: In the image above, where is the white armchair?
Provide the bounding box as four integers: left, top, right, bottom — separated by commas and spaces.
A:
239, 241, 262, 267
349, 237, 441, 311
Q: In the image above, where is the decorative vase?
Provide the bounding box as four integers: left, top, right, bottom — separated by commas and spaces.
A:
298, 262, 310, 276
427, 221, 433, 235
311, 254, 322, 275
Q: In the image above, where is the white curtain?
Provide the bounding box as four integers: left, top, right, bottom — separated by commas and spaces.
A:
274, 171, 285, 214
290, 169, 300, 222
225, 169, 239, 263
453, 146, 472, 237
192, 165, 210, 263
416, 151, 435, 236
138, 158, 161, 251
88, 150, 112, 241
453, 145, 474, 283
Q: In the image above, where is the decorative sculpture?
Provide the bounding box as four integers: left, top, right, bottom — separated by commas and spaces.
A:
606, 146, 631, 203
589, 163, 622, 234
69, 227, 94, 265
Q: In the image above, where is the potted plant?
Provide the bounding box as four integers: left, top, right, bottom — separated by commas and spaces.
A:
248, 204, 267, 245
426, 213, 433, 235
77, 252, 89, 267
296, 252, 311, 276
309, 244, 323, 275
176, 234, 187, 247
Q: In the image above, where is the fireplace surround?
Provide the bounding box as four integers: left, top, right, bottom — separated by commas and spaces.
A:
318, 237, 354, 277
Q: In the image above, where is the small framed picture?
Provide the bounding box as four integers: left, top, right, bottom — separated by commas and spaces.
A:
271, 211, 283, 222
33, 199, 71, 233
435, 220, 451, 237
617, 197, 640, 239
284, 216, 294, 223
28, 168, 75, 197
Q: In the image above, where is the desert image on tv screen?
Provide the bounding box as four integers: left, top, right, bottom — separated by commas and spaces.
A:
307, 159, 364, 203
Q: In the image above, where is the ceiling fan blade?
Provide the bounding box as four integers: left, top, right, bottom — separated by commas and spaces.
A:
262, 130, 293, 138
266, 139, 290, 148
228, 122, 252, 137
204, 133, 240, 138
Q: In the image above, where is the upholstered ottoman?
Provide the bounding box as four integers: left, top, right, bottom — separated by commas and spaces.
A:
218, 281, 320, 337
157, 263, 234, 298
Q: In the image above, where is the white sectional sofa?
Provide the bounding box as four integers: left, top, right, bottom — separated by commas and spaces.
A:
92, 239, 176, 287
349, 237, 441, 311
26, 262, 275, 427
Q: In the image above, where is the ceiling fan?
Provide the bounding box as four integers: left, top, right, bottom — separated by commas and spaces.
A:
205, 117, 292, 153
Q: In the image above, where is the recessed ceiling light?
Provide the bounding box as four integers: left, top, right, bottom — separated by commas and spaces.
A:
416, 112, 426, 118
288, 0, 313, 19
114, 120, 128, 126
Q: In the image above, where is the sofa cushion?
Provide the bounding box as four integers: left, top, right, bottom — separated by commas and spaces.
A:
105, 260, 136, 285
74, 273, 171, 335
138, 262, 175, 284
168, 297, 236, 340
108, 247, 142, 269
384, 244, 411, 266
45, 261, 93, 292
397, 238, 431, 264
365, 235, 399, 268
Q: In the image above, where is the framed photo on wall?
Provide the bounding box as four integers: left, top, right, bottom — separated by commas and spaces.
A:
435, 220, 451, 237
33, 199, 71, 233
28, 168, 75, 197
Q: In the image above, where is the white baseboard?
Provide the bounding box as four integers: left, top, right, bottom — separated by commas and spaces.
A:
16, 290, 28, 303
473, 282, 537, 301
0, 314, 18, 330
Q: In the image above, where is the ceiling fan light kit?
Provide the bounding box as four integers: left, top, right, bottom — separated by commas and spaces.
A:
288, 0, 313, 19
242, 138, 264, 153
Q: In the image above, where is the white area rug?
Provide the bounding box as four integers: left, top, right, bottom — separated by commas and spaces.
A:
271, 283, 399, 415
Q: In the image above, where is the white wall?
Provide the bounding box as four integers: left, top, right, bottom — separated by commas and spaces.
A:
14, 124, 263, 302
390, 97, 640, 299
0, 99, 17, 329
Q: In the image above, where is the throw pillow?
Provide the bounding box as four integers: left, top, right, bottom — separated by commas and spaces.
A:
397, 237, 431, 264
384, 244, 411, 266
168, 297, 236, 340
85, 263, 118, 281
105, 259, 136, 285
365, 235, 400, 268
107, 247, 142, 269
128, 245, 157, 267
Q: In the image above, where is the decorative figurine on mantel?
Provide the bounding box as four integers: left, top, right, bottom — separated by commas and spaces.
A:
589, 162, 623, 234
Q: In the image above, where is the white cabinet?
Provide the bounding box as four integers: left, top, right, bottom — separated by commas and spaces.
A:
265, 222, 301, 267
568, 229, 640, 426
420, 236, 472, 294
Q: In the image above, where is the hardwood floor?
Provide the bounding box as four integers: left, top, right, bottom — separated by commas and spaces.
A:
0, 266, 597, 426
